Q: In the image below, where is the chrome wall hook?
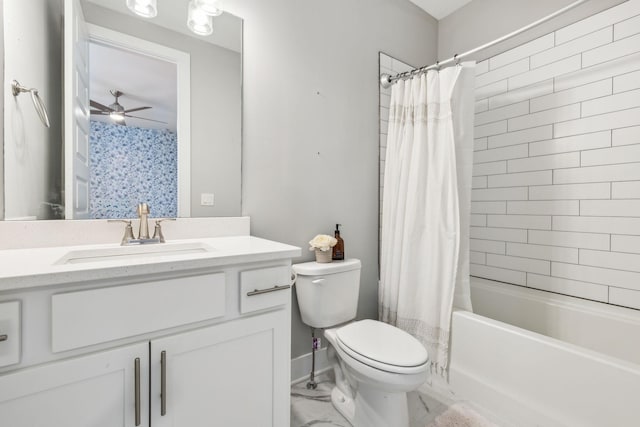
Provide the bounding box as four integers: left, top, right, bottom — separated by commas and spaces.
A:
11, 80, 51, 128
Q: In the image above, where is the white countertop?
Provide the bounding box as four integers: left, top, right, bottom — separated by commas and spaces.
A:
0, 236, 301, 292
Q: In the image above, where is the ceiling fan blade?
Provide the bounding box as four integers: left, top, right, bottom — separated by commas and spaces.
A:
124, 106, 152, 113
90, 100, 113, 111
90, 110, 109, 115
124, 114, 169, 124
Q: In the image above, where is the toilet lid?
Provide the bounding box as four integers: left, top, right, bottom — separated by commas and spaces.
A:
336, 319, 428, 371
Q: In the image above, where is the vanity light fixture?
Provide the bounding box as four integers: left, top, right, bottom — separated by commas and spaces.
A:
193, 0, 224, 16
187, 0, 214, 36
126, 0, 158, 18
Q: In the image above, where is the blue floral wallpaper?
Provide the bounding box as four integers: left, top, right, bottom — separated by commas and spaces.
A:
89, 121, 178, 219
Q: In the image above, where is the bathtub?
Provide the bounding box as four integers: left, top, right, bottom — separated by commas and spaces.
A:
448, 277, 640, 427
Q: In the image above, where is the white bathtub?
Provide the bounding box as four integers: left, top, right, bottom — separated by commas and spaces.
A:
448, 277, 640, 427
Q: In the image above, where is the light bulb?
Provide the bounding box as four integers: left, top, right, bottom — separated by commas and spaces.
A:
126, 0, 157, 18
187, 1, 213, 36
193, 0, 223, 16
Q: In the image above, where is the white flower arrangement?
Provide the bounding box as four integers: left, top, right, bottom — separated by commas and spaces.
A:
309, 234, 337, 252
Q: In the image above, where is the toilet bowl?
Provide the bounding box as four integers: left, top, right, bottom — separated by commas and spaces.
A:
292, 259, 429, 427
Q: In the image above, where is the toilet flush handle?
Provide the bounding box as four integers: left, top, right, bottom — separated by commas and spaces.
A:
312, 278, 325, 284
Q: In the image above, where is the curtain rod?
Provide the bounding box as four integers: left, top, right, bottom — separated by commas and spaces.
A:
380, 0, 589, 88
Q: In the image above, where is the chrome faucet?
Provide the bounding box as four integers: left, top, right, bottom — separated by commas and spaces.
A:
137, 203, 151, 239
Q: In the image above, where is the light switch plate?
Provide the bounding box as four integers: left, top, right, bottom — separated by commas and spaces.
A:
200, 193, 215, 206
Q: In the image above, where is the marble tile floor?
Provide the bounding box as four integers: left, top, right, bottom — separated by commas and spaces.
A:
290, 372, 450, 427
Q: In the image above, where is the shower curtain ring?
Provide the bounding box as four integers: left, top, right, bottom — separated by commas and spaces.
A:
454, 54, 460, 66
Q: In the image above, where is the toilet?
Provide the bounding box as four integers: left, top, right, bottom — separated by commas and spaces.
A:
292, 259, 428, 427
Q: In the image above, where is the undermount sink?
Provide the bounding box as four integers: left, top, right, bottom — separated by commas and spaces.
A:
55, 241, 216, 265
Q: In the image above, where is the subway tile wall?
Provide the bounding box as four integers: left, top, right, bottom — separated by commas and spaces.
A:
471, 0, 640, 310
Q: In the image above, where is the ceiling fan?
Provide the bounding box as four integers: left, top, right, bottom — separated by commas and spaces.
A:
90, 90, 167, 126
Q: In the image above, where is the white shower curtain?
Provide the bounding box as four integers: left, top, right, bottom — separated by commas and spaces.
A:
379, 62, 475, 375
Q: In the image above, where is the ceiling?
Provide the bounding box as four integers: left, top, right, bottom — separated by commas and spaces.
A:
408, 0, 473, 20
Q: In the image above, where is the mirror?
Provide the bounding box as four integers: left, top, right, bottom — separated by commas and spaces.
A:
2, 0, 242, 220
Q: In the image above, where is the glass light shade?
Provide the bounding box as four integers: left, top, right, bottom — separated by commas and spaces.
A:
187, 1, 213, 36
126, 0, 158, 18
110, 111, 125, 122
193, 0, 223, 16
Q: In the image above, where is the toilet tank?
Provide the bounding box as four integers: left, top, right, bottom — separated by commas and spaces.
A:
292, 259, 361, 329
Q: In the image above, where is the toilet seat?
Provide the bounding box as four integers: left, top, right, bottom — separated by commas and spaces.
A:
335, 319, 428, 375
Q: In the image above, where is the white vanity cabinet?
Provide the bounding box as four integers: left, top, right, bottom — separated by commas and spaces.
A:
0, 238, 298, 427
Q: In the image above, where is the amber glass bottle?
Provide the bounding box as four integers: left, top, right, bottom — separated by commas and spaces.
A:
332, 224, 345, 260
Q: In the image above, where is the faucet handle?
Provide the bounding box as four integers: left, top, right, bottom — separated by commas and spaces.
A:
152, 218, 176, 243
108, 219, 136, 245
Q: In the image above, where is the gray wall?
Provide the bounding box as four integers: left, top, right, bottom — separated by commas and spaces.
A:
83, 3, 242, 217
225, 0, 438, 358
438, 0, 627, 63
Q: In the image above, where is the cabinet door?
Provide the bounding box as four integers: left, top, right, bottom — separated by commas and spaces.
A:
0, 343, 149, 427
150, 309, 290, 427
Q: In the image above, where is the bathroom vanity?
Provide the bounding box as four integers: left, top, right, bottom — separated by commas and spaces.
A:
0, 232, 300, 426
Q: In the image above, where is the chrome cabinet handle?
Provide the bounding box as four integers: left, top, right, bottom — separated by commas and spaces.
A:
161, 350, 167, 416
0, 334, 7, 342
246, 284, 291, 297
134, 358, 141, 426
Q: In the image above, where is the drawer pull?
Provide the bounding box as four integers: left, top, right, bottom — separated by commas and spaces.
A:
0, 334, 7, 342
247, 284, 291, 297
134, 358, 141, 426
161, 350, 167, 416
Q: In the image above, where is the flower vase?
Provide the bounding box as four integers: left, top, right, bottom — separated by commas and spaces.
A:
315, 249, 332, 263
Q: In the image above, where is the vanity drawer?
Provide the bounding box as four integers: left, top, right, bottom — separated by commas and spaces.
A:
52, 273, 226, 352
0, 301, 21, 367
240, 266, 291, 314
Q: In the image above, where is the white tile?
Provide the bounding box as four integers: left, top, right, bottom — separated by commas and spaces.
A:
470, 251, 486, 265
488, 126, 552, 149
507, 200, 579, 215
508, 152, 580, 173
470, 214, 487, 227
475, 99, 489, 114
555, 52, 640, 92
474, 144, 528, 164
508, 104, 580, 132
609, 287, 640, 310
508, 55, 581, 92
583, 33, 640, 67
529, 230, 610, 250
476, 60, 489, 75
615, 14, 640, 40
613, 125, 640, 146
489, 80, 553, 110
531, 79, 612, 113
489, 34, 554, 70
529, 131, 611, 156
470, 226, 527, 242
487, 254, 550, 275
472, 176, 488, 189
471, 201, 507, 214
470, 238, 505, 254
470, 264, 526, 286
612, 181, 640, 198
552, 262, 640, 291
474, 137, 488, 151
475, 120, 508, 138
581, 143, 640, 166
611, 235, 640, 254
580, 249, 640, 273
555, 0, 640, 44
613, 70, 640, 93
527, 273, 608, 302
531, 27, 612, 69
529, 183, 611, 200
475, 80, 508, 100
581, 200, 640, 217
472, 161, 507, 176
476, 58, 529, 88
582, 88, 640, 117
554, 107, 640, 138
487, 214, 551, 230
475, 101, 529, 126
507, 242, 578, 263
472, 187, 528, 201
554, 216, 640, 236
488, 170, 552, 188
554, 162, 640, 184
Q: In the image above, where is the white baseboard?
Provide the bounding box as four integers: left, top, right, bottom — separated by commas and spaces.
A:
291, 347, 331, 385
